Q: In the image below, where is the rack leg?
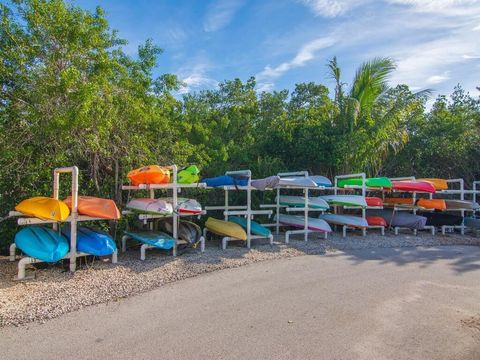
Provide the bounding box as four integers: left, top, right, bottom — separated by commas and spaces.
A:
362, 228, 366, 237
342, 226, 347, 238
269, 234, 273, 246
200, 236, 205, 252
395, 227, 399, 236
324, 232, 328, 239
140, 244, 148, 260
381, 227, 385, 236
285, 231, 290, 244
121, 235, 129, 253
17, 257, 37, 280
9, 243, 16, 262
112, 250, 118, 264
222, 237, 228, 250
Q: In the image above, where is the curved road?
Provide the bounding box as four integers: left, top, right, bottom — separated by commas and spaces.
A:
2, 246, 480, 359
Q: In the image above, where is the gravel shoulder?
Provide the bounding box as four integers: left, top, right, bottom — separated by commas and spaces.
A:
1, 232, 479, 327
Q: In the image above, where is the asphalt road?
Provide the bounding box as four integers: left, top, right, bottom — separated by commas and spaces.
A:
2, 246, 480, 360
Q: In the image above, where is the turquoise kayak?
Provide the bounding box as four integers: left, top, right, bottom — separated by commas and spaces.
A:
15, 226, 69, 263
228, 216, 271, 237
124, 231, 176, 249
62, 226, 117, 256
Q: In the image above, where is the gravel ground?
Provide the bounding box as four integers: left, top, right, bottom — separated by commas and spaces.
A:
1, 231, 479, 327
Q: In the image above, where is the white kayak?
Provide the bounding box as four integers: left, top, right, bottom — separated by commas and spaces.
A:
319, 214, 368, 228
318, 195, 367, 208
278, 177, 318, 188
277, 195, 329, 210
276, 214, 332, 232
160, 198, 202, 214
126, 198, 173, 215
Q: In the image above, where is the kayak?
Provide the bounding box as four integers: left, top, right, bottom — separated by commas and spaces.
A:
392, 180, 436, 193
15, 197, 70, 221
62, 225, 117, 256
366, 197, 383, 207
203, 175, 248, 187
126, 198, 173, 215
366, 216, 387, 227
367, 209, 427, 229
177, 165, 200, 184
228, 216, 272, 237
309, 175, 332, 187
64, 196, 120, 220
159, 198, 202, 214
158, 220, 202, 245
318, 195, 367, 207
445, 200, 480, 210
416, 212, 463, 227
418, 178, 448, 191
319, 214, 368, 228
124, 231, 176, 250
278, 177, 317, 188
337, 177, 392, 189
464, 217, 480, 229
276, 214, 332, 232
384, 198, 446, 210
251, 176, 280, 190
277, 195, 329, 210
15, 226, 69, 262
128, 165, 170, 186
205, 217, 247, 240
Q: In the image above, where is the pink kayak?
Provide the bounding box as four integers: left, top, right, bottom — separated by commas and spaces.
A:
392, 181, 436, 193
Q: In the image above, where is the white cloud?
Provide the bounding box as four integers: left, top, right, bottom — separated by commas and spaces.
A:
426, 72, 451, 84
299, 0, 368, 17
474, 24, 480, 30
257, 36, 336, 81
177, 63, 218, 94
203, 0, 244, 32
256, 82, 275, 93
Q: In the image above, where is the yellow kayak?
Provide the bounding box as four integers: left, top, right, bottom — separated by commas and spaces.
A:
205, 217, 247, 240
15, 197, 70, 221
418, 178, 448, 191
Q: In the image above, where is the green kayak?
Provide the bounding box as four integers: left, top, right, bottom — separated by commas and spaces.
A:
337, 177, 392, 188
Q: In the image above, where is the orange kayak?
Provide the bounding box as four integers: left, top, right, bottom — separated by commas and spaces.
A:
367, 216, 387, 227
127, 165, 170, 186
64, 196, 121, 220
418, 178, 448, 191
384, 197, 446, 210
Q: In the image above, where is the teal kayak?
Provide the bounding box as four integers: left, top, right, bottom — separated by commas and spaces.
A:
337, 177, 392, 188
228, 216, 271, 237
15, 226, 69, 263
125, 231, 176, 249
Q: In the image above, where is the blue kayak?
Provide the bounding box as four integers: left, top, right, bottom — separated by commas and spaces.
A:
228, 216, 271, 237
15, 226, 69, 263
62, 226, 117, 256
203, 175, 248, 187
125, 231, 176, 249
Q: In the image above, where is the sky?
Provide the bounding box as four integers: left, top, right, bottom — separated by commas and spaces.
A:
74, 0, 480, 99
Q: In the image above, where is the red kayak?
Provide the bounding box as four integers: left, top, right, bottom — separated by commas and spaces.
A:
367, 216, 387, 227
366, 197, 383, 207
392, 181, 436, 193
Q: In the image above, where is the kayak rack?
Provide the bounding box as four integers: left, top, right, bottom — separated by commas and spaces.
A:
121, 165, 206, 259
204, 170, 273, 249
9, 166, 118, 280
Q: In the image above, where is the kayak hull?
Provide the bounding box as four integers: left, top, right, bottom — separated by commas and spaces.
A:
128, 165, 170, 186
64, 196, 120, 220
366, 216, 387, 227
367, 209, 427, 229
278, 195, 329, 210
125, 231, 176, 249
62, 226, 117, 256
337, 177, 392, 188
319, 214, 368, 228
228, 216, 271, 237
15, 226, 69, 262
159, 198, 202, 214
318, 195, 367, 208
366, 197, 383, 207
276, 214, 332, 232
203, 175, 248, 187
15, 197, 70, 221
392, 181, 436, 193
158, 220, 202, 245
126, 198, 173, 215
418, 178, 448, 191
417, 212, 463, 227
205, 218, 247, 240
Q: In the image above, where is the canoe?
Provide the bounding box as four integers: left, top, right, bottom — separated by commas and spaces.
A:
177, 165, 200, 184
158, 220, 202, 245
228, 216, 272, 237
445, 200, 480, 210
366, 197, 383, 207
15, 226, 69, 262
464, 217, 480, 229
64, 196, 120, 220
62, 226, 116, 256
319, 214, 368, 228
278, 177, 317, 188
366, 216, 387, 227
15, 197, 70, 221
418, 178, 448, 191
367, 209, 427, 229
318, 195, 367, 208
124, 231, 176, 249
309, 175, 332, 187
203, 175, 248, 187
126, 198, 173, 215
384, 198, 446, 210
128, 165, 170, 186
277, 195, 329, 210
416, 212, 463, 227
337, 177, 392, 189
392, 180, 436, 193
276, 214, 331, 232
205, 217, 247, 240
251, 176, 280, 190
159, 198, 202, 214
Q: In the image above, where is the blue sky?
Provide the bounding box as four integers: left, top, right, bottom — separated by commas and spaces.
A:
75, 0, 480, 99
